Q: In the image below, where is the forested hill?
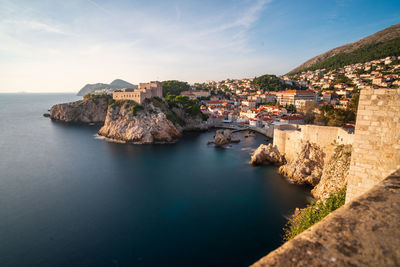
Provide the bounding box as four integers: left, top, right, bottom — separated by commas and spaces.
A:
289, 23, 400, 74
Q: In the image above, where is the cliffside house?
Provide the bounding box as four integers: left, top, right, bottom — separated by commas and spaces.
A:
112, 81, 163, 104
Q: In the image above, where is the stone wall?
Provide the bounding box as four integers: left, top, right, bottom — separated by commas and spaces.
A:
346, 88, 400, 203
273, 124, 354, 164
252, 170, 400, 267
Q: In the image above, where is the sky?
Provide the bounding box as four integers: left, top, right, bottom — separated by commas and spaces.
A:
0, 0, 399, 92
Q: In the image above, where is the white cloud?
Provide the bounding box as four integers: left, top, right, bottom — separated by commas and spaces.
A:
0, 0, 275, 92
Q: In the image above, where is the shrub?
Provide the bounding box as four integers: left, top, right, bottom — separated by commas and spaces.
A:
166, 112, 186, 126
283, 186, 346, 241
108, 98, 115, 106
130, 104, 144, 116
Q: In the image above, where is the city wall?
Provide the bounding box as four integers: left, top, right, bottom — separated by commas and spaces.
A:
273, 124, 354, 164
346, 88, 400, 202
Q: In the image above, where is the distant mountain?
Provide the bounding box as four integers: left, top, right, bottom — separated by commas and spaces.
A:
289, 23, 400, 74
77, 79, 137, 96
109, 79, 136, 88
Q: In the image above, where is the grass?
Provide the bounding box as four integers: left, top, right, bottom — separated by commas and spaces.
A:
283, 186, 346, 241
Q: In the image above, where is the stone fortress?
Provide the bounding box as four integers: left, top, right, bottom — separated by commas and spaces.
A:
112, 81, 163, 104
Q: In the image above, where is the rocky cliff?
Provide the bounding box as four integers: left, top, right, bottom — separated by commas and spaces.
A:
98, 98, 207, 144
312, 145, 352, 200
49, 95, 110, 123
278, 141, 325, 186
250, 144, 285, 165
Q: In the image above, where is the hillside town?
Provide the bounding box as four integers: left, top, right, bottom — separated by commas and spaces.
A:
88, 55, 400, 133
180, 56, 400, 130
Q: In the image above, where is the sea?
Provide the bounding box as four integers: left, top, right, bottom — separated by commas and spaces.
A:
0, 94, 311, 267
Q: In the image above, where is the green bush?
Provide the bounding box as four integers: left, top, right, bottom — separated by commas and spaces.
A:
166, 112, 186, 126
108, 98, 115, 106
165, 94, 202, 118
283, 187, 346, 241
161, 80, 190, 96
130, 104, 144, 116
252, 74, 303, 91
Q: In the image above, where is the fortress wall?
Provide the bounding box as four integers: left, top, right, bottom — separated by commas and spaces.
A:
337, 127, 354, 145
346, 88, 400, 203
273, 124, 353, 163
273, 126, 302, 162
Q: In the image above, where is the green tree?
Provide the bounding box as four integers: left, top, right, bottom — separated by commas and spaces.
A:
161, 80, 191, 96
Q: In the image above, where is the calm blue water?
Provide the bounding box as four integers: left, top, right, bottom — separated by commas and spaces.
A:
0, 94, 310, 267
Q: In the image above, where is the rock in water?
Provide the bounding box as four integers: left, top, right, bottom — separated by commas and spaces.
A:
49, 95, 109, 123
311, 144, 352, 200
250, 143, 285, 165
214, 130, 229, 146
213, 129, 239, 146
278, 141, 325, 186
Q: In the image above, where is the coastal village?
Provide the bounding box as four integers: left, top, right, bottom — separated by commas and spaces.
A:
99, 55, 400, 135
73, 56, 400, 137
191, 56, 400, 130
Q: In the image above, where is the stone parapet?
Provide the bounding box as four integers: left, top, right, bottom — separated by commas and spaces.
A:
252, 170, 400, 267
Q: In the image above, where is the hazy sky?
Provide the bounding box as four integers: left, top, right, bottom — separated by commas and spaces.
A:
0, 0, 399, 92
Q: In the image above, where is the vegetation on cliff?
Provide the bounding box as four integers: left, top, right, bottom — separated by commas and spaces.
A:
283, 187, 346, 241
161, 80, 191, 96
299, 38, 400, 72
289, 23, 400, 74
252, 74, 302, 91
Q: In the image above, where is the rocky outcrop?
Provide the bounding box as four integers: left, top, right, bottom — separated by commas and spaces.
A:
49, 96, 109, 123
278, 141, 325, 186
312, 145, 352, 200
250, 144, 285, 165
98, 98, 207, 144
213, 129, 240, 146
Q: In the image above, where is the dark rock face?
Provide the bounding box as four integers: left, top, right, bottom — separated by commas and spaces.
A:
49, 96, 109, 123
252, 170, 400, 267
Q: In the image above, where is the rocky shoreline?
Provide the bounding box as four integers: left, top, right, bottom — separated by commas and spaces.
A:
250, 141, 351, 200
48, 95, 208, 144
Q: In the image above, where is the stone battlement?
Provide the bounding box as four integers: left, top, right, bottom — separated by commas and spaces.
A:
112, 81, 163, 104
273, 124, 354, 164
